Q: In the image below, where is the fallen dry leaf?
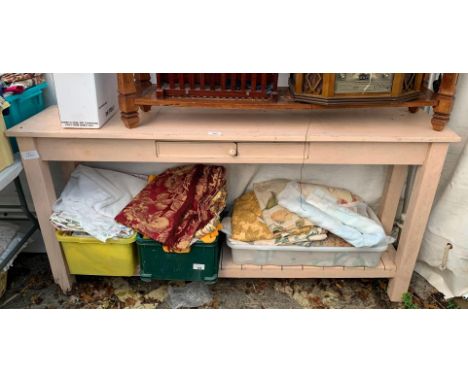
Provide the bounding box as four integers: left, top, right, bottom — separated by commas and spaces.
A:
30, 294, 43, 305
292, 291, 311, 308
274, 281, 294, 297
125, 297, 137, 307
321, 290, 341, 306
134, 303, 156, 309
207, 297, 220, 309
80, 293, 95, 304
145, 286, 168, 303
112, 278, 143, 308
308, 295, 329, 308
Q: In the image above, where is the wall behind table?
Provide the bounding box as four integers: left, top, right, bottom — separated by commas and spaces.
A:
91, 162, 387, 210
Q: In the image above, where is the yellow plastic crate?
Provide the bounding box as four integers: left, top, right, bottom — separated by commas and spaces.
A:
0, 111, 14, 172
56, 231, 138, 276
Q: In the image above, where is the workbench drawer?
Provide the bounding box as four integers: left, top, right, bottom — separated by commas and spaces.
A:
236, 143, 306, 162
36, 138, 157, 162
156, 141, 237, 159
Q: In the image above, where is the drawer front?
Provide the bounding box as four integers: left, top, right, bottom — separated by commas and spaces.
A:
156, 141, 237, 161
236, 143, 306, 163
36, 138, 156, 162
307, 142, 428, 164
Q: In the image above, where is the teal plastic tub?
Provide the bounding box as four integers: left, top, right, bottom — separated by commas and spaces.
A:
3, 82, 48, 152
136, 235, 220, 282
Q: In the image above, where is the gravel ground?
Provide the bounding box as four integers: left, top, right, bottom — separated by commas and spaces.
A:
0, 252, 464, 309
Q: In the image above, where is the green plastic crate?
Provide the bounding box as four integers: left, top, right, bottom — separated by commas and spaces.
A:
136, 235, 220, 282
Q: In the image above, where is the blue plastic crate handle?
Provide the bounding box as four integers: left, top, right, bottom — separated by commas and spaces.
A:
18, 89, 42, 103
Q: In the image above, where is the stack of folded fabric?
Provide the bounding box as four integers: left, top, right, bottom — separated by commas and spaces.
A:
228, 179, 389, 248
49, 165, 147, 241
0, 73, 45, 96
230, 190, 327, 246
115, 164, 227, 252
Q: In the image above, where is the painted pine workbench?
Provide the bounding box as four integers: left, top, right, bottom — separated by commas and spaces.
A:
6, 105, 460, 302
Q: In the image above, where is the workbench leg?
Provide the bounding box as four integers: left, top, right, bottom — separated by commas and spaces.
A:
387, 143, 448, 302
378, 165, 408, 235
17, 137, 75, 293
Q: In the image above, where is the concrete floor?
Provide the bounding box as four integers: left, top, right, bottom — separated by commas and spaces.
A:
0, 252, 464, 309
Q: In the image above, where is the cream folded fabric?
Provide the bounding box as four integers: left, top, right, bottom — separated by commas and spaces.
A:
277, 181, 390, 248
51, 165, 146, 241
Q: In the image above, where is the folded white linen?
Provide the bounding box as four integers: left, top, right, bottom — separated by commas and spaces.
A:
52, 165, 146, 242
277, 182, 391, 248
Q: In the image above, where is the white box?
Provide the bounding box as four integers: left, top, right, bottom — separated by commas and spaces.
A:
54, 74, 118, 128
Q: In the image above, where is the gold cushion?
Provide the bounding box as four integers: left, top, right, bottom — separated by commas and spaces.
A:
231, 192, 274, 242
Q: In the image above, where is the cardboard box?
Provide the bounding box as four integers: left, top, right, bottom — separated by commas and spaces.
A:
54, 74, 118, 128
0, 100, 14, 172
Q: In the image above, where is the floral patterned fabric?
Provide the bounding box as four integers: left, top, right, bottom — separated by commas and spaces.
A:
115, 165, 226, 251
231, 192, 275, 242
250, 179, 328, 245
229, 180, 363, 246
0, 73, 44, 84
253, 179, 358, 242
230, 188, 327, 246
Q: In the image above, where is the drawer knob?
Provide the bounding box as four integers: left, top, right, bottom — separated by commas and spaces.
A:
228, 148, 237, 157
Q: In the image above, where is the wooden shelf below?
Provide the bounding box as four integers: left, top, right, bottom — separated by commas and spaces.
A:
218, 245, 397, 279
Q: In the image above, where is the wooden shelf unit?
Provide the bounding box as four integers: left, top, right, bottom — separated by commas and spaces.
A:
135, 85, 437, 111
6, 105, 460, 302
119, 73, 459, 131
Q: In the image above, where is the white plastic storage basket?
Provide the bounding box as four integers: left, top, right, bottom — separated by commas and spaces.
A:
226, 239, 388, 267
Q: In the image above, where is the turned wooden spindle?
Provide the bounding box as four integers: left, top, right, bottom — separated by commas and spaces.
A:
117, 73, 139, 129
134, 73, 152, 112
408, 73, 433, 114
431, 73, 459, 131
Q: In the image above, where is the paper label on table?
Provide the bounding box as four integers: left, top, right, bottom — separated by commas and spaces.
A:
21, 150, 40, 160
193, 263, 205, 270
208, 131, 223, 136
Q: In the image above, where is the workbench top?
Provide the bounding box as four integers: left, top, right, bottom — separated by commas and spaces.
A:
6, 105, 461, 143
